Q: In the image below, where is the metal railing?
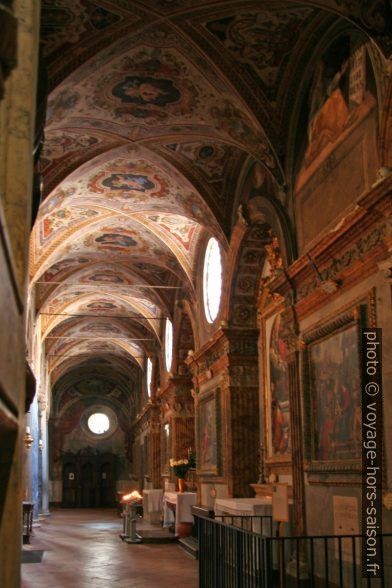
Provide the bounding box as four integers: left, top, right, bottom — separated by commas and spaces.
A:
194, 513, 392, 588
214, 515, 274, 537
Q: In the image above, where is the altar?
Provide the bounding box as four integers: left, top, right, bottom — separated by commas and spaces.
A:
214, 493, 294, 537
214, 497, 273, 535
163, 491, 197, 537
142, 489, 164, 524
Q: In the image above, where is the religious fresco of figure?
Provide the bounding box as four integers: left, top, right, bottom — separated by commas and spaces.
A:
95, 233, 137, 248
303, 36, 376, 167
307, 317, 362, 465
80, 323, 121, 334
94, 50, 199, 122
198, 391, 220, 475
86, 301, 117, 311
82, 225, 147, 253
88, 160, 168, 199
86, 272, 124, 284
264, 313, 291, 462
102, 173, 155, 192
112, 76, 181, 107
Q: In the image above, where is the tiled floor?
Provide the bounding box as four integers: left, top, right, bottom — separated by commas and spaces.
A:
21, 509, 198, 588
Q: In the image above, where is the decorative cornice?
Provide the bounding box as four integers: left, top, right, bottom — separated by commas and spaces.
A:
266, 179, 392, 318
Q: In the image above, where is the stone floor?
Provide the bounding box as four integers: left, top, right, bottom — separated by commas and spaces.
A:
21, 509, 198, 588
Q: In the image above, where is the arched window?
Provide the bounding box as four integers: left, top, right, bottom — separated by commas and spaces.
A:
146, 357, 153, 398
165, 318, 173, 371
203, 237, 222, 323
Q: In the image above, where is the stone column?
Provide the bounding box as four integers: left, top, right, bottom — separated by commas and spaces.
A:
158, 375, 195, 482
186, 327, 259, 499
39, 403, 50, 516
225, 330, 260, 497
278, 303, 306, 537
148, 418, 162, 489
28, 394, 40, 525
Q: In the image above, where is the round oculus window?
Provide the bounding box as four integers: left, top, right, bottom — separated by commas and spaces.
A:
87, 413, 110, 435
203, 237, 222, 324
165, 318, 173, 371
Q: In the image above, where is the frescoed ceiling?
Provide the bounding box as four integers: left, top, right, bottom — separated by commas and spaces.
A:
32, 0, 391, 412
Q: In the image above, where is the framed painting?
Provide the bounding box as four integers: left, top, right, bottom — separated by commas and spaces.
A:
197, 389, 220, 475
304, 308, 363, 473
262, 311, 291, 466
161, 422, 170, 473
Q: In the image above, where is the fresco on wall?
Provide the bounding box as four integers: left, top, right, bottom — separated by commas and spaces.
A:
269, 314, 290, 456
309, 323, 361, 461
303, 37, 376, 167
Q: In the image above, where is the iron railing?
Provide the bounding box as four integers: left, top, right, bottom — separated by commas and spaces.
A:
214, 515, 274, 537
194, 513, 392, 588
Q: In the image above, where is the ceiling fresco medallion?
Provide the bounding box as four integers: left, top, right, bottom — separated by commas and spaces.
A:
86, 270, 125, 284
101, 173, 155, 192
88, 163, 167, 199
104, 53, 198, 122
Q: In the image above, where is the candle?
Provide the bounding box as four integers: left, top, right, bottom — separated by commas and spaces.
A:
26, 426, 30, 434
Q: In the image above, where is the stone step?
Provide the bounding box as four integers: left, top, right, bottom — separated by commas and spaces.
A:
136, 528, 178, 544
178, 536, 199, 559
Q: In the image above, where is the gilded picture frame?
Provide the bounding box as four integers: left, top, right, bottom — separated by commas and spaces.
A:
262, 310, 292, 467
303, 306, 365, 474
197, 389, 221, 475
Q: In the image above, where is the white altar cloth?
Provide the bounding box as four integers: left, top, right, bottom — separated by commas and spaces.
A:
163, 491, 197, 535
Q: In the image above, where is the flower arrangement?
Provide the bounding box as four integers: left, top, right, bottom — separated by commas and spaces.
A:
169, 458, 190, 479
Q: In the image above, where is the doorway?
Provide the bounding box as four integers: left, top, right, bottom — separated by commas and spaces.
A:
61, 452, 117, 507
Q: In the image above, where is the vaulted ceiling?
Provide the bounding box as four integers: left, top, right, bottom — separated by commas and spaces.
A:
30, 0, 391, 398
